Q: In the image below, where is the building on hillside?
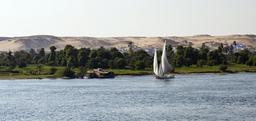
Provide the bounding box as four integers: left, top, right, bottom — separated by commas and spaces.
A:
232, 41, 246, 53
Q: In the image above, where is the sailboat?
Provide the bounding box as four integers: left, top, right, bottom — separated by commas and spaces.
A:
153, 40, 175, 79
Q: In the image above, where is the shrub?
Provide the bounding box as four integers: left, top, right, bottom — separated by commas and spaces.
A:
246, 56, 256, 66
29, 70, 38, 75
76, 67, 87, 78
246, 59, 253, 66
197, 59, 206, 67
7, 66, 16, 72
36, 64, 43, 75
18, 62, 27, 68
48, 67, 57, 75
61, 67, 75, 78
55, 69, 64, 77
207, 60, 215, 66
135, 61, 146, 70
184, 58, 192, 67
219, 65, 228, 72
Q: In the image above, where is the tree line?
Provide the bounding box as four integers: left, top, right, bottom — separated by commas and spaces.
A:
172, 43, 256, 67
0, 45, 152, 70
0, 43, 255, 70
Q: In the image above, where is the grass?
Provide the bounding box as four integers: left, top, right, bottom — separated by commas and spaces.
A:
0, 65, 65, 79
109, 64, 256, 75
175, 64, 256, 74
0, 64, 255, 79
106, 69, 152, 75
226, 64, 256, 72
175, 65, 220, 73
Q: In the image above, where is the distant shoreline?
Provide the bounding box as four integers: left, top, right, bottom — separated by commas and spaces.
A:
0, 72, 255, 80
0, 64, 255, 79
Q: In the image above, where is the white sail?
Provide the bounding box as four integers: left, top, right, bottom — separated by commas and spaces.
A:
158, 63, 164, 76
153, 40, 174, 78
161, 40, 172, 74
153, 49, 159, 75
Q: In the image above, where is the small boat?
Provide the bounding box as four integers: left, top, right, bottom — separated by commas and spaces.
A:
86, 68, 115, 79
153, 40, 175, 79
155, 74, 175, 79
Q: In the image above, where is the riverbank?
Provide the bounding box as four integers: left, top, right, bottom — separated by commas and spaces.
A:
0, 64, 255, 79
175, 64, 256, 74
108, 64, 256, 75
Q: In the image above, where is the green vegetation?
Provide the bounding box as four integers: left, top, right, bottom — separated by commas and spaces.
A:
107, 69, 152, 75
0, 64, 255, 79
0, 42, 255, 79
219, 65, 228, 72
175, 64, 256, 74
62, 67, 76, 78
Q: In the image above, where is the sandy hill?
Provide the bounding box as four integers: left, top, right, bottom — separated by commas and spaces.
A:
0, 35, 255, 52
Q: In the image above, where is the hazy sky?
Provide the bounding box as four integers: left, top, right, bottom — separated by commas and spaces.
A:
0, 0, 255, 37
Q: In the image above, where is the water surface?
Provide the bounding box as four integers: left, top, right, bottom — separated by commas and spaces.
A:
0, 73, 256, 121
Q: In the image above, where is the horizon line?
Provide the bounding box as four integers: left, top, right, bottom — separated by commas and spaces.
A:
1, 34, 256, 38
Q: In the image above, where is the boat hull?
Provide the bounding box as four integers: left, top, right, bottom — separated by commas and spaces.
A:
86, 72, 115, 79
86, 69, 115, 79
155, 74, 175, 79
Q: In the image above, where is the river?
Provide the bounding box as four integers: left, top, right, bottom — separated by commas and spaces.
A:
0, 73, 255, 121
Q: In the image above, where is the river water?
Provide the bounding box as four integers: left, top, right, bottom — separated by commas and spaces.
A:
0, 73, 255, 121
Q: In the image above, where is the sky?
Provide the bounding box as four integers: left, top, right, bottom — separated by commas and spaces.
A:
0, 0, 256, 37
